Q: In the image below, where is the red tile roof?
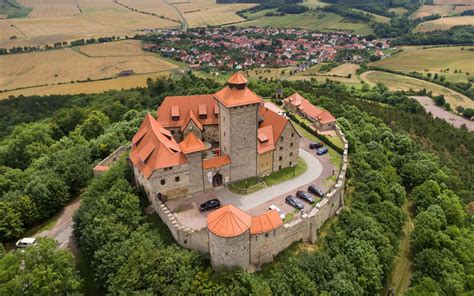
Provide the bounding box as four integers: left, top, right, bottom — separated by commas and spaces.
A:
130, 113, 187, 179
317, 111, 336, 124
207, 205, 252, 238
258, 105, 288, 146
178, 132, 207, 154
257, 125, 275, 154
284, 92, 336, 124
202, 154, 231, 169
250, 210, 283, 235
181, 109, 203, 132
227, 71, 248, 85
214, 85, 262, 108
157, 94, 218, 128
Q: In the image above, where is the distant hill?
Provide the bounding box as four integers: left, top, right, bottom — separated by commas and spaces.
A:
0, 0, 31, 18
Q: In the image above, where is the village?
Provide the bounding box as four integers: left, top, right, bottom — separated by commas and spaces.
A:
141, 27, 392, 71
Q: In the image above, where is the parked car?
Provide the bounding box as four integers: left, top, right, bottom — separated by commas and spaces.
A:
15, 237, 37, 249
316, 147, 328, 155
309, 142, 323, 149
308, 185, 324, 197
296, 190, 315, 203
269, 205, 286, 220
200, 199, 220, 212
285, 195, 304, 209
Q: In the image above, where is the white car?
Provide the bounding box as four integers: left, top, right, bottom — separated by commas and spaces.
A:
269, 205, 286, 220
15, 237, 37, 249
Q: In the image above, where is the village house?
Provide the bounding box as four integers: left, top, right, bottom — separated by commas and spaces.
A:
130, 72, 300, 200
283, 92, 336, 131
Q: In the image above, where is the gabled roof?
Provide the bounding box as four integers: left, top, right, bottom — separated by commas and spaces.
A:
202, 154, 231, 169
178, 132, 207, 154
157, 94, 218, 128
214, 86, 262, 108
317, 111, 336, 124
284, 92, 304, 106
207, 205, 252, 238
181, 109, 203, 132
130, 113, 187, 178
284, 92, 336, 124
227, 71, 248, 85
250, 210, 283, 235
258, 105, 289, 145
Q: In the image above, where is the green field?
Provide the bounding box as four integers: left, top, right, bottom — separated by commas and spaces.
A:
370, 46, 474, 86
360, 70, 474, 110
0, 0, 31, 18
238, 12, 374, 35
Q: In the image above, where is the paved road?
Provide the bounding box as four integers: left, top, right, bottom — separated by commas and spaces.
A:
215, 148, 322, 210
411, 96, 474, 131
34, 196, 80, 250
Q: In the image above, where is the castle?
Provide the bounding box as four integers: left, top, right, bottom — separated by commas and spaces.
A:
130, 72, 300, 201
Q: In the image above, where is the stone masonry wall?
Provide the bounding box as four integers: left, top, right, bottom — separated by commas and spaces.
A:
272, 122, 300, 172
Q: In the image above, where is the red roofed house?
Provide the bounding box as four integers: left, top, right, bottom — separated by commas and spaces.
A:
283, 92, 336, 131
130, 72, 300, 200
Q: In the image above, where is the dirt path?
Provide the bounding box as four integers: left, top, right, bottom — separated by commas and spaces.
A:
34, 196, 81, 250
384, 201, 415, 295
411, 96, 474, 131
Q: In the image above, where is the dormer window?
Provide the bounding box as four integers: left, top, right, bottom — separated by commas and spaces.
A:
171, 106, 180, 121
198, 104, 207, 119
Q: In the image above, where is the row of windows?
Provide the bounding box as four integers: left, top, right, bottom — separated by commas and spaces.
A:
160, 176, 180, 185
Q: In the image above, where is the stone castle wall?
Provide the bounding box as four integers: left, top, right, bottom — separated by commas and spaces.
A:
272, 122, 300, 172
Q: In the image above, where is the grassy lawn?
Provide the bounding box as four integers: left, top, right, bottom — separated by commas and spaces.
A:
228, 157, 308, 194
383, 200, 414, 295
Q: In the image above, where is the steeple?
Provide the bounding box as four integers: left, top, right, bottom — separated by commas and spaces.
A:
227, 71, 248, 89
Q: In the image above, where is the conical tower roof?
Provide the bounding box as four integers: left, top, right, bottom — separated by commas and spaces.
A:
207, 205, 252, 237
227, 71, 248, 85
178, 132, 207, 154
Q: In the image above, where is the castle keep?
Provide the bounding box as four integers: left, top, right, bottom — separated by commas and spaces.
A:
130, 72, 300, 200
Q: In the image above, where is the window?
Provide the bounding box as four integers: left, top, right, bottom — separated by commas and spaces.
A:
290, 152, 293, 157
290, 143, 293, 147
175, 176, 180, 182
281, 136, 284, 142
160, 179, 166, 185
279, 165, 282, 170
171, 116, 179, 121
280, 146, 283, 151
291, 132, 294, 137
279, 156, 282, 161
290, 161, 293, 166
199, 114, 207, 119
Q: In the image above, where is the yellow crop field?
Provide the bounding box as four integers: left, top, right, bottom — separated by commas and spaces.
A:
327, 63, 360, 77
416, 16, 474, 32
434, 0, 472, 4
0, 71, 173, 99
176, 0, 253, 27
288, 63, 361, 86
78, 39, 148, 56
17, 0, 80, 18
410, 5, 454, 19
454, 5, 474, 13
360, 71, 474, 110
0, 40, 179, 91
118, 0, 180, 21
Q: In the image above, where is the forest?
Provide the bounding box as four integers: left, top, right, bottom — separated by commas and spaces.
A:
0, 73, 472, 295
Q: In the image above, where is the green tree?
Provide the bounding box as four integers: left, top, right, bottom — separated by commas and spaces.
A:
0, 238, 82, 295
0, 201, 23, 242
75, 111, 110, 140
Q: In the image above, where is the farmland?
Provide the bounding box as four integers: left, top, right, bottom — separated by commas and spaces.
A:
239, 12, 374, 35
370, 46, 474, 85
360, 70, 474, 110
0, 40, 179, 92
288, 63, 361, 86
409, 4, 454, 19
415, 16, 474, 32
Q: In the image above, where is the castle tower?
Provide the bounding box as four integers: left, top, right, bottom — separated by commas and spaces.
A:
178, 132, 208, 194
214, 72, 262, 181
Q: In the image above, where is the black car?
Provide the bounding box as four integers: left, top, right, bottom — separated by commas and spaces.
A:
309, 142, 323, 149
200, 199, 220, 212
296, 190, 315, 203
308, 185, 324, 197
285, 195, 304, 210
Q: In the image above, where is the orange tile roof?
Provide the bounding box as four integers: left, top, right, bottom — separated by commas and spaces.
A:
250, 210, 283, 235
157, 94, 218, 128
178, 132, 207, 154
130, 113, 187, 179
93, 165, 110, 172
258, 105, 288, 145
257, 125, 275, 154
227, 71, 248, 85
214, 86, 262, 107
181, 109, 203, 132
284, 92, 336, 124
207, 205, 252, 237
202, 154, 231, 169
317, 111, 336, 124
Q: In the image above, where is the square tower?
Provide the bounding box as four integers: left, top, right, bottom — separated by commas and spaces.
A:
214, 72, 262, 181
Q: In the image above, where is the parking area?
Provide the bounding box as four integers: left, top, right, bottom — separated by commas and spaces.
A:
166, 137, 339, 230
